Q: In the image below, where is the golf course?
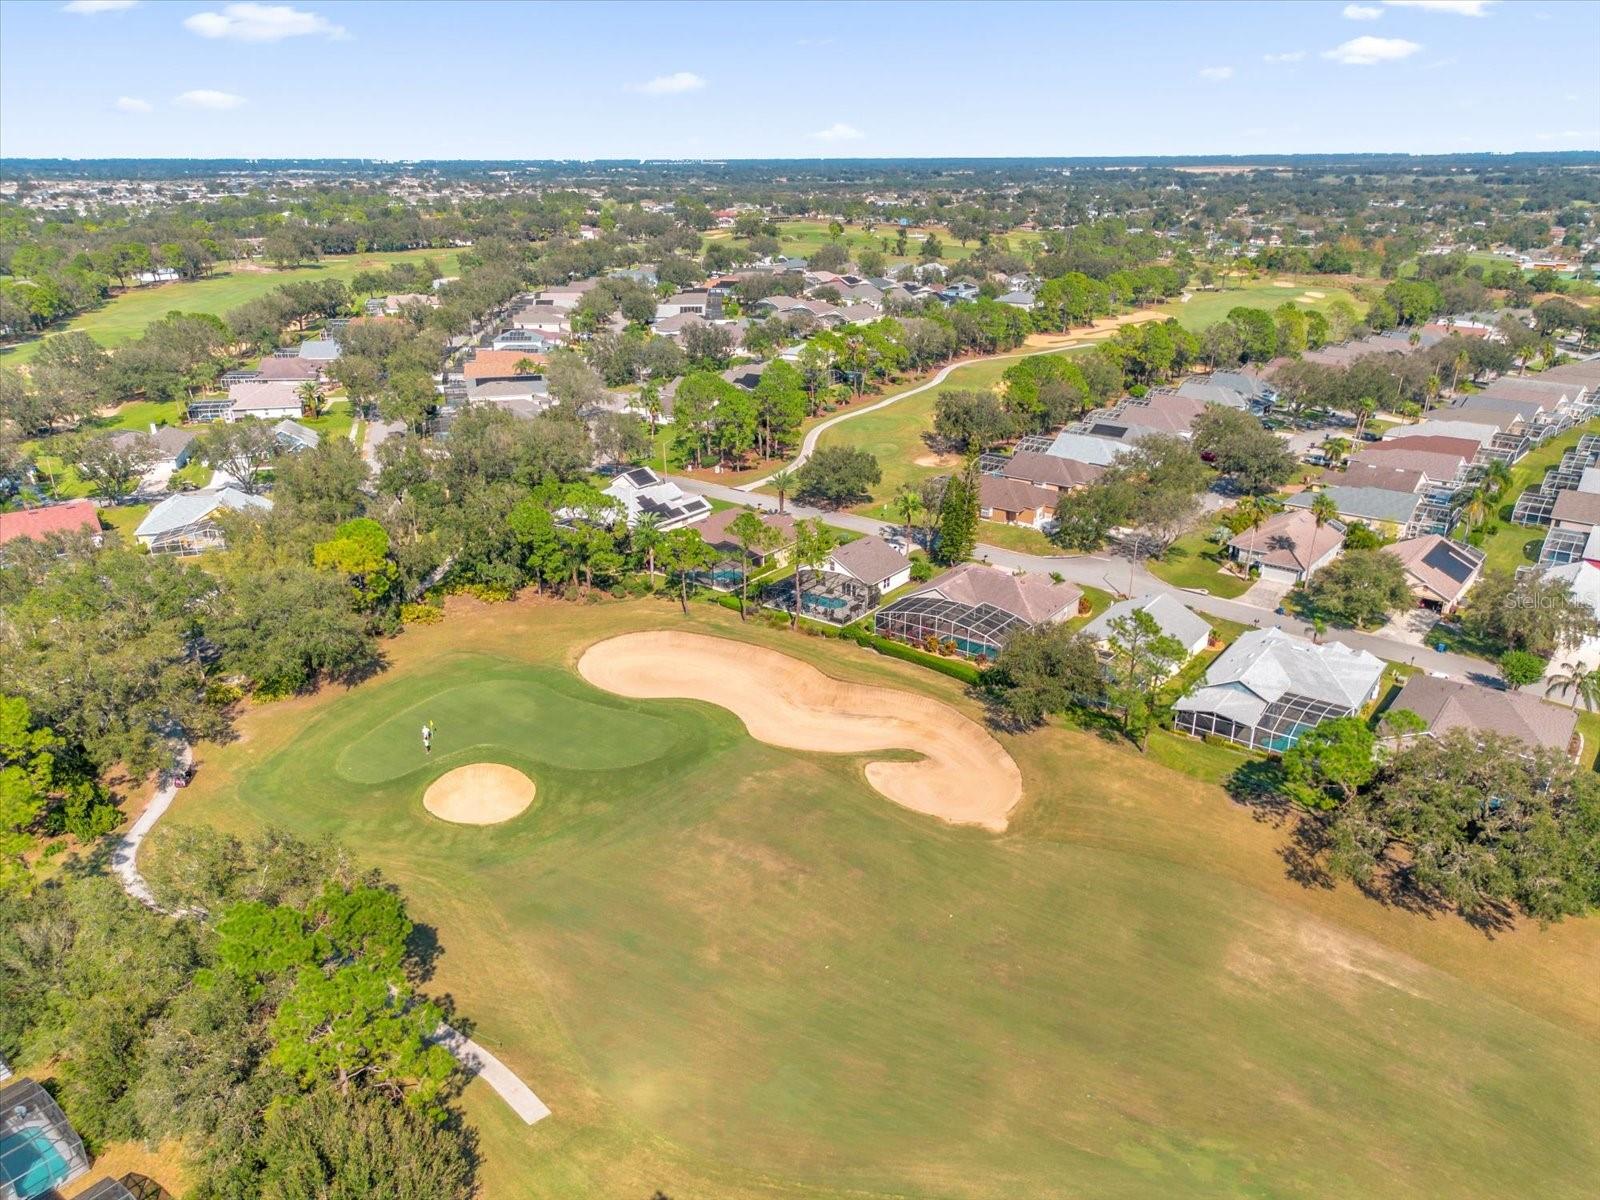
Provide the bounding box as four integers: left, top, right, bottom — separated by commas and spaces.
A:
152, 597, 1600, 1199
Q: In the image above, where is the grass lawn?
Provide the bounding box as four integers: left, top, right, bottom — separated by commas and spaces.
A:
152, 596, 1600, 1200
811, 347, 1090, 522
1155, 278, 1364, 334
1146, 529, 1252, 599
3, 248, 460, 365
97, 501, 150, 544
1475, 419, 1600, 575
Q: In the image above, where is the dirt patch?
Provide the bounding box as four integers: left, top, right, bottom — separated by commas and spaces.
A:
578, 630, 1021, 831
423, 763, 536, 825
1271, 280, 1296, 288
914, 451, 963, 468
1303, 289, 1327, 299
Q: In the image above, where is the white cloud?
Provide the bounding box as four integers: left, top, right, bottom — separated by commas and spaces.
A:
1198, 65, 1234, 81
114, 96, 152, 113
627, 71, 706, 95
809, 122, 865, 143
1262, 51, 1306, 62
183, 3, 346, 42
175, 89, 246, 110
1322, 35, 1422, 64
1384, 0, 1495, 14
1343, 4, 1383, 18
63, 0, 138, 12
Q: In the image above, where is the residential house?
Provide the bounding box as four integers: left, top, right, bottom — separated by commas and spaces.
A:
461, 349, 547, 383
1388, 675, 1578, 758
1285, 485, 1422, 539
1383, 535, 1485, 612
1173, 627, 1385, 753
996, 450, 1104, 496
491, 328, 559, 353
134, 487, 271, 553
822, 535, 913, 594
995, 289, 1036, 310
531, 279, 599, 309
272, 419, 320, 453
977, 475, 1057, 529
1228, 507, 1344, 585
1081, 593, 1212, 671
0, 498, 102, 549
1045, 431, 1135, 468
655, 291, 715, 322
296, 338, 341, 363
222, 381, 305, 423
1384, 419, 1501, 449
109, 425, 196, 470
511, 307, 572, 334
253, 355, 323, 382
601, 467, 711, 531
875, 563, 1083, 660
697, 508, 796, 568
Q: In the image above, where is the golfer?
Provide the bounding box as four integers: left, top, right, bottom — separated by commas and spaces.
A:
421, 722, 432, 754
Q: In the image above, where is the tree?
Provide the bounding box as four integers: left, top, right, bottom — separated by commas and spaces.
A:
313, 518, 397, 612
1191, 407, 1295, 494
1498, 649, 1547, 689
214, 566, 377, 696
0, 694, 113, 890
1309, 491, 1339, 529
935, 462, 979, 565
1303, 549, 1412, 628
273, 438, 368, 525
790, 518, 839, 629
1463, 571, 1600, 658
894, 485, 923, 544
793, 445, 880, 508
629, 512, 664, 585
934, 389, 1013, 453
728, 510, 780, 620
1103, 609, 1186, 750
1323, 730, 1600, 922
254, 1089, 475, 1200
74, 432, 157, 504
1545, 660, 1600, 712
196, 418, 279, 494
988, 623, 1104, 728
769, 468, 794, 515
1280, 716, 1378, 811
660, 527, 715, 614
751, 359, 806, 459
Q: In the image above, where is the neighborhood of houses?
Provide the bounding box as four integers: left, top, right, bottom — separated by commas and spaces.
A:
4, 237, 1600, 768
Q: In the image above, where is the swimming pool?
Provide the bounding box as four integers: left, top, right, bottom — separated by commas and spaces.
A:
0, 1126, 71, 1199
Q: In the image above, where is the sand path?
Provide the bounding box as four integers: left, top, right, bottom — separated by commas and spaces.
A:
578, 631, 1021, 831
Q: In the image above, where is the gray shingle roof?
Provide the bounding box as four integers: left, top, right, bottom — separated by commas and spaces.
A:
1390, 675, 1577, 754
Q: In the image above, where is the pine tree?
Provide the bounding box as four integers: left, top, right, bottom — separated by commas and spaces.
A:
936, 463, 979, 565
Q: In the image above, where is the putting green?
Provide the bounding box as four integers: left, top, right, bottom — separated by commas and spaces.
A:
334, 676, 682, 784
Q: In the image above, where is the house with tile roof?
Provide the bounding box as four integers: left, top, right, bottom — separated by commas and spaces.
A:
1383, 535, 1485, 612
0, 499, 102, 548
875, 563, 1083, 660
977, 474, 1058, 529
822, 535, 912, 593
1082, 593, 1213, 673
1228, 507, 1345, 585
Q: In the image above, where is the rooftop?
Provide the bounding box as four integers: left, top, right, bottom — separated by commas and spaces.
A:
1391, 675, 1577, 754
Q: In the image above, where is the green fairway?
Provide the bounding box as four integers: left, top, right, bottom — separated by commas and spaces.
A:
1155, 278, 1364, 332
3, 248, 460, 365
154, 599, 1600, 1200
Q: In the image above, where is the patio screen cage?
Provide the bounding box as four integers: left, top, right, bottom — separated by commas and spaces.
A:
876, 595, 1029, 660
1175, 692, 1354, 754
0, 1078, 90, 1200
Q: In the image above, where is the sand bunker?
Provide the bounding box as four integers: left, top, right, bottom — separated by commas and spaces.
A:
1303, 289, 1327, 298
424, 763, 536, 825
914, 451, 963, 468
578, 631, 1021, 831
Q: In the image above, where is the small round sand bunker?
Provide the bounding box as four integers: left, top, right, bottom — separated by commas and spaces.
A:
578, 630, 1022, 832
424, 763, 536, 825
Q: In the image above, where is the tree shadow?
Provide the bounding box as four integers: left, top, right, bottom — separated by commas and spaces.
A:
406, 921, 444, 984
331, 647, 389, 689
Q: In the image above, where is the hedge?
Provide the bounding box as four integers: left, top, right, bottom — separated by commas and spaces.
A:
851, 631, 983, 684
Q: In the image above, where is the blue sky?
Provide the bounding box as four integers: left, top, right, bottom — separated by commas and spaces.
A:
1, 0, 1596, 159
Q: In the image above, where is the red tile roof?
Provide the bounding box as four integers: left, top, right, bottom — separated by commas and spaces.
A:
0, 499, 101, 545
463, 349, 548, 380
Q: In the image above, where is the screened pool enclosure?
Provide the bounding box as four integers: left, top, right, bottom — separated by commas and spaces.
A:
1, 1078, 90, 1200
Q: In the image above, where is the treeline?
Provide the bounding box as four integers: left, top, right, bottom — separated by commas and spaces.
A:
0, 830, 478, 1197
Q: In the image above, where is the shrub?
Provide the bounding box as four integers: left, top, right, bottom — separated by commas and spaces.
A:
399, 603, 443, 625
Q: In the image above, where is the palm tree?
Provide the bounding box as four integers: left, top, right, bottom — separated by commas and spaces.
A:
894, 485, 923, 545
1545, 661, 1600, 710
1235, 494, 1280, 575
1351, 395, 1377, 440
770, 468, 794, 515
631, 513, 663, 586
1448, 349, 1469, 395
1310, 492, 1339, 529
296, 379, 324, 418
1322, 437, 1351, 468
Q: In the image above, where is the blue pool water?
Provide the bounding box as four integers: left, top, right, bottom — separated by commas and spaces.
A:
0, 1128, 71, 1198
806, 595, 848, 611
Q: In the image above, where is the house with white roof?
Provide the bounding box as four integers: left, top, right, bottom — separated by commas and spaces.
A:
601, 466, 711, 531
1081, 593, 1212, 672
1173, 627, 1385, 753
223, 380, 305, 423
134, 487, 272, 554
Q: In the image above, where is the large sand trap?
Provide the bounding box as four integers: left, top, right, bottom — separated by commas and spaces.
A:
424, 763, 536, 825
578, 631, 1022, 831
